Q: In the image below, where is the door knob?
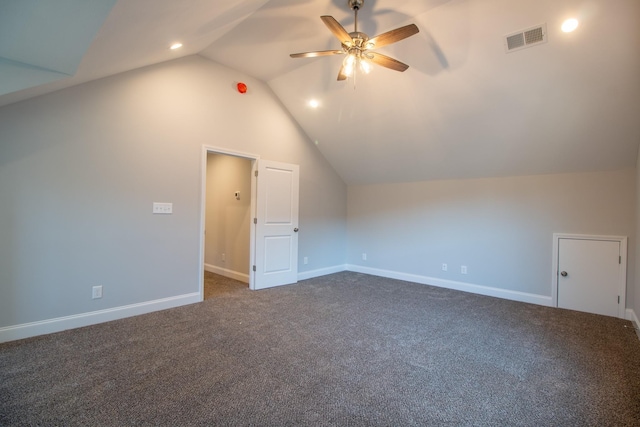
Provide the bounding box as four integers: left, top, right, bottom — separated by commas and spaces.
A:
560, 271, 568, 277
294, 228, 299, 232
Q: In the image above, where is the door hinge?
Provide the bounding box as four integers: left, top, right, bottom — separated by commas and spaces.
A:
619, 256, 621, 264
254, 218, 257, 224
255, 170, 258, 177
618, 295, 620, 304
253, 265, 256, 272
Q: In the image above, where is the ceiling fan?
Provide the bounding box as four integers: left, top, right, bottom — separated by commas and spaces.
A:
290, 0, 419, 81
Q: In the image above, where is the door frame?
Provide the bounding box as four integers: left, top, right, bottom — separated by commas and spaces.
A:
199, 145, 259, 300
551, 233, 627, 318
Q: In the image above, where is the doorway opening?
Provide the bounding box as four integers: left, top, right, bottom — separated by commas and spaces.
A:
199, 146, 259, 300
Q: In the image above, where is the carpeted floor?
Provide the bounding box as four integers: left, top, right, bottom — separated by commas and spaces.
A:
1, 271, 639, 426
203, 270, 248, 300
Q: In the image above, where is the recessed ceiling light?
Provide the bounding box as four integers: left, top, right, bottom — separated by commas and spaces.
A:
308, 99, 320, 108
170, 43, 183, 50
561, 18, 579, 33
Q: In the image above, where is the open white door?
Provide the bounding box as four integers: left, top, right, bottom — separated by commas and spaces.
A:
253, 160, 299, 290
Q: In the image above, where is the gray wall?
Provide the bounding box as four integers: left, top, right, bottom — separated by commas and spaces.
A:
0, 55, 347, 328
347, 170, 636, 306
1, 52, 636, 333
204, 153, 251, 279
636, 149, 640, 320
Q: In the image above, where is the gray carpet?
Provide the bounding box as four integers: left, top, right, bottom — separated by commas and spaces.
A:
1, 271, 639, 426
203, 270, 248, 300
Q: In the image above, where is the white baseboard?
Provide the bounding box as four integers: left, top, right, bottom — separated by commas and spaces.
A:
7, 265, 624, 343
627, 308, 639, 327
298, 264, 347, 281
626, 309, 640, 341
204, 263, 249, 283
346, 264, 553, 307
0, 293, 200, 344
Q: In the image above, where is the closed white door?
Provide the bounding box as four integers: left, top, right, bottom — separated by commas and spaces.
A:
253, 160, 299, 290
557, 238, 622, 318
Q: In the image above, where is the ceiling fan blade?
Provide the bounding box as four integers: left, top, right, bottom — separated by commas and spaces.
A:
368, 24, 419, 49
337, 64, 348, 81
321, 15, 353, 47
368, 52, 410, 72
290, 50, 344, 58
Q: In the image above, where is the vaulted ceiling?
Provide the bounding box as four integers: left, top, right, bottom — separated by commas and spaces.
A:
2, 0, 639, 185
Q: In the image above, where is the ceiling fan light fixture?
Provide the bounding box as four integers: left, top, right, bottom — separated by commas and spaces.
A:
360, 57, 371, 74
289, 0, 418, 82
342, 53, 370, 77
343, 54, 356, 76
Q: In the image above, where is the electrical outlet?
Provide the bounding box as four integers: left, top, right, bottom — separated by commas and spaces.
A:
362, 253, 367, 261
442, 263, 448, 272
92, 285, 103, 299
461, 266, 468, 274
303, 256, 308, 265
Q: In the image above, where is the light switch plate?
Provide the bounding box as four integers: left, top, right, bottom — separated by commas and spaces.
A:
153, 202, 173, 214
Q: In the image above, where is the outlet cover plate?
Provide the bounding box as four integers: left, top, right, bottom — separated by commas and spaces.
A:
92, 285, 103, 299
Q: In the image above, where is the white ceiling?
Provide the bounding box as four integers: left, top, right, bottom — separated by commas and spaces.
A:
0, 0, 117, 95
2, 0, 639, 185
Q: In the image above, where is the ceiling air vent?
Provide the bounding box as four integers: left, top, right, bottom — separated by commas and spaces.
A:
504, 23, 547, 53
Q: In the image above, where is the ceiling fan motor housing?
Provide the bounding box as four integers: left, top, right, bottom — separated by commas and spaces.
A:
347, 32, 369, 47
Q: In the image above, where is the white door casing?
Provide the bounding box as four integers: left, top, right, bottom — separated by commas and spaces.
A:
199, 146, 259, 299
253, 160, 299, 290
552, 234, 627, 318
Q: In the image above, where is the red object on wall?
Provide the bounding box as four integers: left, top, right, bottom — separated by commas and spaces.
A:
237, 82, 247, 94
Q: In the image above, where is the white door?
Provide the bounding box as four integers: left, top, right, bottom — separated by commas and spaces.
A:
557, 237, 623, 318
253, 160, 299, 290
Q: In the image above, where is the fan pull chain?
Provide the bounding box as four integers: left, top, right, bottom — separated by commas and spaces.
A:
352, 66, 357, 90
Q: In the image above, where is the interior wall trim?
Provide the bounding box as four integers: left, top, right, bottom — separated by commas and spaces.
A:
0, 293, 200, 344
297, 265, 347, 281
626, 309, 640, 341
200, 145, 259, 296
346, 264, 553, 307
204, 263, 250, 284
2, 270, 630, 344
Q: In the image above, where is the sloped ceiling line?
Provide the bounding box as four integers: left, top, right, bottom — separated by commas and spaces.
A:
0, 0, 118, 97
